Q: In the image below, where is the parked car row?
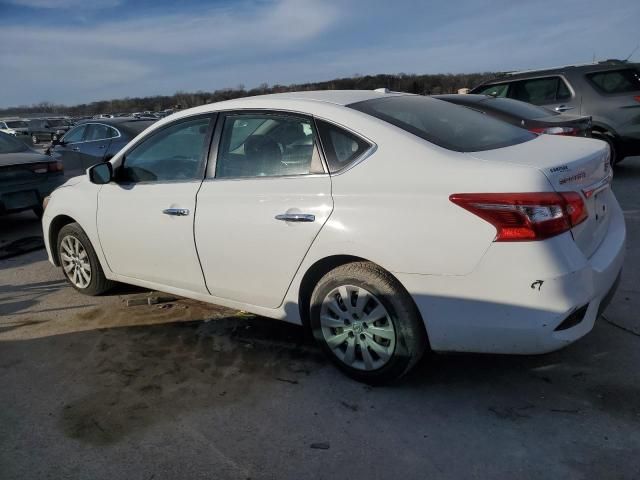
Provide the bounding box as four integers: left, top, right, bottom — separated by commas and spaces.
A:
469, 59, 640, 164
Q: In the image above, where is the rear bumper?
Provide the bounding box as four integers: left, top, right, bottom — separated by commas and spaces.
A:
0, 175, 64, 214
396, 195, 626, 355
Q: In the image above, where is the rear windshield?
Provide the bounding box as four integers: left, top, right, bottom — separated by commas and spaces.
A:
587, 68, 640, 94
0, 131, 29, 153
48, 119, 66, 127
122, 120, 155, 134
479, 97, 557, 119
349, 95, 535, 152
6, 120, 28, 128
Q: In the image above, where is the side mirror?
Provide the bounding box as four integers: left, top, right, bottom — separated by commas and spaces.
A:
88, 162, 113, 185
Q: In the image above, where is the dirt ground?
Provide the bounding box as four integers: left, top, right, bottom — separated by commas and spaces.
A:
1, 158, 639, 480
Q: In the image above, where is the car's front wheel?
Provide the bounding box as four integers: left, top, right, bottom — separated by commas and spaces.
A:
310, 262, 427, 384
57, 222, 114, 295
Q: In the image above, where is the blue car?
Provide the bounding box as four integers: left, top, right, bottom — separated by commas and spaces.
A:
48, 118, 155, 177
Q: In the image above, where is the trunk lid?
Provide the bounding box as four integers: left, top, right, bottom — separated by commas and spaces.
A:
468, 135, 612, 257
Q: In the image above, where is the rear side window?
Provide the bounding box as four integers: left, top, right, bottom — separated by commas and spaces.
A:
349, 95, 535, 152
510, 76, 571, 104
316, 120, 371, 173
587, 69, 640, 94
475, 83, 509, 97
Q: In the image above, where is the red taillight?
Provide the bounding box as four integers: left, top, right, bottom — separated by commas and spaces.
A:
529, 126, 579, 136
449, 192, 588, 241
634, 96, 640, 103
47, 160, 64, 173
26, 161, 63, 174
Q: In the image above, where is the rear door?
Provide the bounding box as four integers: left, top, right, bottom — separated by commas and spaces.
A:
195, 111, 332, 308
509, 76, 580, 114
77, 123, 116, 170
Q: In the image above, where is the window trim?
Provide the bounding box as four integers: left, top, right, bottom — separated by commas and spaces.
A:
313, 116, 376, 175
115, 113, 217, 185
508, 74, 575, 104
205, 109, 331, 181
63, 122, 120, 145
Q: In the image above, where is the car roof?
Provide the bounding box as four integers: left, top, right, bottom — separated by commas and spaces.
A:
434, 94, 488, 104
480, 60, 639, 84
229, 90, 410, 107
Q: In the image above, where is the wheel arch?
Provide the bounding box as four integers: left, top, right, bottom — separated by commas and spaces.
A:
296, 254, 425, 334
48, 214, 77, 266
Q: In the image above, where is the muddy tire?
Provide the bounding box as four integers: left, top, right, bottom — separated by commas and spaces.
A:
57, 222, 114, 295
310, 261, 427, 384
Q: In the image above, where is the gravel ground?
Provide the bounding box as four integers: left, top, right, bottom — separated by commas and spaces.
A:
1, 158, 639, 480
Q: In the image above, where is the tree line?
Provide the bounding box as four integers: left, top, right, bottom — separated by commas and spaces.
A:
0, 72, 497, 117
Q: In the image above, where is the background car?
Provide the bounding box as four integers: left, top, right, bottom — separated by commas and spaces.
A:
469, 60, 640, 164
435, 94, 592, 138
28, 118, 71, 145
0, 120, 18, 136
47, 118, 155, 177
42, 91, 624, 383
2, 118, 31, 139
0, 131, 64, 218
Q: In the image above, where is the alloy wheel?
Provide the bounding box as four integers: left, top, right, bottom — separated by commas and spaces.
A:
320, 285, 396, 371
60, 235, 92, 289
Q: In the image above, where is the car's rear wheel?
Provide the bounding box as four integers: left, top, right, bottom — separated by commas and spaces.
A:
57, 222, 114, 295
310, 262, 427, 384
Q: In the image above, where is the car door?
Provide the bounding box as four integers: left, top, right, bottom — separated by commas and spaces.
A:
97, 114, 215, 293
509, 75, 579, 114
55, 124, 87, 176
195, 111, 333, 308
76, 123, 116, 170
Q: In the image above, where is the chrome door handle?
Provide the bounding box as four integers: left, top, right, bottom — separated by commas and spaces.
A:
162, 208, 190, 216
275, 213, 315, 222
554, 105, 574, 112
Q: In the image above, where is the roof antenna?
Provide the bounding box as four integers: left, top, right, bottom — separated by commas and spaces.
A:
624, 43, 639, 62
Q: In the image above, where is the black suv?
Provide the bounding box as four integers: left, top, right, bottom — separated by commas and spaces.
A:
28, 118, 72, 145
470, 60, 640, 164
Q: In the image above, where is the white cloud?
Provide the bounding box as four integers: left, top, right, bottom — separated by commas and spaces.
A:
0, 0, 340, 104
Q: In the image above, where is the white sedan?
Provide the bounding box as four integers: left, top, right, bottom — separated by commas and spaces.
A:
42, 90, 625, 383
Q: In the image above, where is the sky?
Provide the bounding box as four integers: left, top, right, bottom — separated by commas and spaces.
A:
0, 0, 639, 107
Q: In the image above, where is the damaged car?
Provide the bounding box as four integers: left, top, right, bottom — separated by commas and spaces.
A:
41, 91, 625, 383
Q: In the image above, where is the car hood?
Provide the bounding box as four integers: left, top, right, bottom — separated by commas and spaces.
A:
0, 151, 51, 167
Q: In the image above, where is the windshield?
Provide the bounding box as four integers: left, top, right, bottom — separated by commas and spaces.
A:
6, 120, 28, 128
0, 132, 29, 153
48, 119, 66, 127
479, 97, 556, 119
349, 95, 535, 152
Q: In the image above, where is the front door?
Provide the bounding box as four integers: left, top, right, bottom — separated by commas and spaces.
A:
97, 115, 215, 293
55, 124, 86, 176
509, 76, 580, 114
77, 123, 115, 171
195, 112, 333, 308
